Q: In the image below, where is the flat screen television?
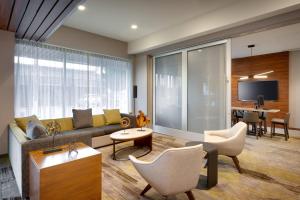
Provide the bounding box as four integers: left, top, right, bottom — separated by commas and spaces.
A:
238, 80, 278, 101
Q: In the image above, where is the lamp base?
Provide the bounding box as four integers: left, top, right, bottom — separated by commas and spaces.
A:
43, 147, 62, 154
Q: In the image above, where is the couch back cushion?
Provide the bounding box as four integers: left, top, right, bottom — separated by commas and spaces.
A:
15, 115, 39, 132
93, 114, 105, 127
41, 118, 74, 132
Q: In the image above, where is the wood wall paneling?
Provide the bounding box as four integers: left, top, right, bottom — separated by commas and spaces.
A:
0, 0, 85, 41
232, 51, 289, 126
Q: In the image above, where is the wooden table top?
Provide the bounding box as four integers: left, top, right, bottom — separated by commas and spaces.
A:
29, 142, 101, 169
232, 106, 280, 113
110, 128, 153, 141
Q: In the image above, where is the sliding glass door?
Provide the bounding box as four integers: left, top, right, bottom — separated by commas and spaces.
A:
155, 53, 182, 130
153, 40, 230, 136
187, 45, 226, 133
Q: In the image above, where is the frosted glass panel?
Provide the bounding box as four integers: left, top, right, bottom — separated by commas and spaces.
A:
155, 53, 182, 129
187, 44, 226, 133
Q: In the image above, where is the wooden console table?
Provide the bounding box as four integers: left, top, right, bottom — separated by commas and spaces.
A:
29, 142, 102, 200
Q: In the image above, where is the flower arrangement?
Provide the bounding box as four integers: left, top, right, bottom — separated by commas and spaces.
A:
136, 110, 150, 131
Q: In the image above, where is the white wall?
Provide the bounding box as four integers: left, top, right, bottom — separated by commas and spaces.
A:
0, 30, 15, 155
134, 55, 148, 115
289, 50, 300, 129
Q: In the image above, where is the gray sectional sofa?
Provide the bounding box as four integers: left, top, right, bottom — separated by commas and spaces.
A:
8, 113, 136, 198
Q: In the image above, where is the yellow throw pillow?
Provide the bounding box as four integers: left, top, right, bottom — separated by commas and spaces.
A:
15, 115, 39, 132
93, 115, 105, 127
41, 118, 74, 132
103, 109, 121, 125
55, 118, 74, 131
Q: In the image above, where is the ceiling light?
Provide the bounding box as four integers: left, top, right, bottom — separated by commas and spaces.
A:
254, 75, 268, 79
239, 76, 249, 80
131, 24, 138, 30
255, 70, 274, 76
78, 5, 86, 11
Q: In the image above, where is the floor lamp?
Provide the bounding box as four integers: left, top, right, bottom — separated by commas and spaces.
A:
133, 85, 137, 115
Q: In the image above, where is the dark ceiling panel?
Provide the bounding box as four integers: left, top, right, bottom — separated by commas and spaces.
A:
31, 0, 73, 41
8, 0, 29, 32
23, 0, 58, 39
35, 0, 84, 41
0, 0, 15, 29
16, 0, 44, 38
1, 0, 84, 41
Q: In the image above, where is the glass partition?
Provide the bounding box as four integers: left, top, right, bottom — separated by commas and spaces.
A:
155, 53, 182, 129
153, 40, 229, 136
187, 44, 226, 133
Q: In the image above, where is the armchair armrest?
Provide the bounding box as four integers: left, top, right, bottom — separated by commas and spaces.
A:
204, 129, 229, 138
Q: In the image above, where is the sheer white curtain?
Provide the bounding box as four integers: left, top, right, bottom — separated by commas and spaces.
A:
14, 40, 132, 119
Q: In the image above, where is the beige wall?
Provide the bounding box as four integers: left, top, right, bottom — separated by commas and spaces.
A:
289, 50, 300, 129
47, 26, 128, 58
133, 54, 153, 124
134, 55, 148, 115
0, 30, 15, 155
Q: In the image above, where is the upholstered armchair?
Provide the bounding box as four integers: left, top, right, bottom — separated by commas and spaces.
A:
204, 122, 247, 173
129, 144, 205, 200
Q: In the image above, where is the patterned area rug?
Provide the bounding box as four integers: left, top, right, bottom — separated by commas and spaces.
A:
1, 132, 300, 200
99, 133, 300, 200
0, 157, 24, 200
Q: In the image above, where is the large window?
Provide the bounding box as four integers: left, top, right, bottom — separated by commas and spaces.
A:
14, 40, 132, 119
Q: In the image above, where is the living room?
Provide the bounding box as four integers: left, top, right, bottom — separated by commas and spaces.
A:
0, 0, 300, 199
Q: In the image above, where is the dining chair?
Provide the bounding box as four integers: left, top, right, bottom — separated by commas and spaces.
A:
271, 113, 290, 141
259, 112, 268, 134
243, 111, 262, 139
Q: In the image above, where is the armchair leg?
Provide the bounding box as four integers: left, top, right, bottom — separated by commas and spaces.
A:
229, 156, 242, 173
185, 191, 195, 200
140, 184, 152, 196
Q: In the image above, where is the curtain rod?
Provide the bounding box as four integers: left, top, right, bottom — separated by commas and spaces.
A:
16, 39, 131, 63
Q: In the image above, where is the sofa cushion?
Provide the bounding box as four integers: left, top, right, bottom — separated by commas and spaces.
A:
103, 124, 123, 134
15, 115, 40, 132
26, 120, 48, 139
62, 127, 106, 138
72, 109, 93, 129
93, 114, 105, 127
103, 109, 121, 125
41, 117, 73, 132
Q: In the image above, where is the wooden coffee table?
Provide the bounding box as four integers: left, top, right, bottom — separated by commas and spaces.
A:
110, 128, 153, 160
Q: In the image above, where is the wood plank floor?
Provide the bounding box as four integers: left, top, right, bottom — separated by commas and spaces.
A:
98, 133, 300, 200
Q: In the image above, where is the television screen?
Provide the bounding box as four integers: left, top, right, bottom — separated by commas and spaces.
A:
238, 81, 278, 101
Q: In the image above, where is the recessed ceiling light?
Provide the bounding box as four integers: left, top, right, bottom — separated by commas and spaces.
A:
131, 24, 138, 30
78, 5, 86, 11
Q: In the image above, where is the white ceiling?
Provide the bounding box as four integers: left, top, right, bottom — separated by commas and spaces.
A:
64, 0, 238, 42
231, 23, 300, 58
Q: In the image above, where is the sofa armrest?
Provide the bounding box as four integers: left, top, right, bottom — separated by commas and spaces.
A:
9, 121, 28, 144
121, 113, 137, 128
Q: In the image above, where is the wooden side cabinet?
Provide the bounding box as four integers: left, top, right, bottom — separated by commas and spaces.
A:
29, 143, 102, 200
